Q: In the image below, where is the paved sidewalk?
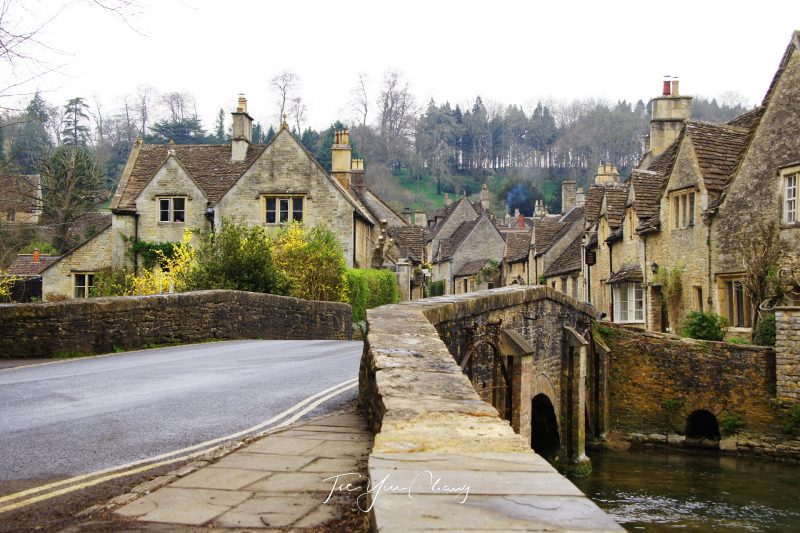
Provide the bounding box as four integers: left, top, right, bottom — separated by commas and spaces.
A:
113, 409, 372, 530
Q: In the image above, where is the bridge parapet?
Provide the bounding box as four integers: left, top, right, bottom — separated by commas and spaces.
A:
359, 285, 622, 532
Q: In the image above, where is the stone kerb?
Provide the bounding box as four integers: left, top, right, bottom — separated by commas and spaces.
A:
0, 290, 352, 358
358, 286, 621, 532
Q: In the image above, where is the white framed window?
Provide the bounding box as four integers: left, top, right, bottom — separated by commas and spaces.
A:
785, 173, 797, 224
613, 282, 644, 323
74, 272, 95, 298
158, 197, 186, 223
264, 196, 303, 224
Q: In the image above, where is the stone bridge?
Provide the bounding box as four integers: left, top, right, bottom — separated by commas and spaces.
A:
359, 286, 621, 532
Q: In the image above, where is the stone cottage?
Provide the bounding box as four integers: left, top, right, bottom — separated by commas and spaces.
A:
40, 97, 402, 299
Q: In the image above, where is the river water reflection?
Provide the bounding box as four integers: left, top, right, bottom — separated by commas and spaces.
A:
571, 449, 800, 532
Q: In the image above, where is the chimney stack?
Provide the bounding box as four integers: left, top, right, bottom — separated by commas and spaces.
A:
575, 187, 586, 208
518, 212, 525, 229
480, 183, 490, 211
231, 94, 253, 162
561, 180, 577, 214
33, 248, 40, 263
444, 193, 451, 206
649, 78, 692, 158
351, 158, 366, 193
401, 207, 412, 224
331, 129, 352, 189
414, 210, 427, 228
594, 163, 620, 185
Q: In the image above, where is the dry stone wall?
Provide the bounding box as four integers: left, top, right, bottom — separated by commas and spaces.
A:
776, 306, 800, 401
0, 290, 351, 358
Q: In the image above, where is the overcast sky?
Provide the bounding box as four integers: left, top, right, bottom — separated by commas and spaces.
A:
7, 0, 800, 131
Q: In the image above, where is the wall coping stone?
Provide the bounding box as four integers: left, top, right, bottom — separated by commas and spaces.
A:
359, 285, 622, 531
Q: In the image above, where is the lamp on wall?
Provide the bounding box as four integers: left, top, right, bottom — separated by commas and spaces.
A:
650, 261, 659, 275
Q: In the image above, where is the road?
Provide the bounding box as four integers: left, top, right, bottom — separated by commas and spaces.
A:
0, 340, 362, 491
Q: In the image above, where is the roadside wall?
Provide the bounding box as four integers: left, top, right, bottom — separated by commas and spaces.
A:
0, 290, 352, 358
776, 306, 800, 401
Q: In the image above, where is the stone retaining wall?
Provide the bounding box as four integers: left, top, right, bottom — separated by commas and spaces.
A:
776, 306, 800, 401
0, 290, 352, 358
359, 286, 622, 532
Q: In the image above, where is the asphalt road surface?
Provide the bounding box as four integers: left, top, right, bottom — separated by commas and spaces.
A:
0, 340, 362, 490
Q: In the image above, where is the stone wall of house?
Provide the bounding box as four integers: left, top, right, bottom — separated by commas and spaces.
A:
41, 226, 114, 299
0, 290, 352, 358
504, 260, 528, 285
135, 156, 211, 246
429, 199, 476, 261
713, 43, 800, 276
600, 323, 800, 459
776, 306, 800, 401
657, 142, 712, 316
449, 219, 505, 287
215, 130, 361, 267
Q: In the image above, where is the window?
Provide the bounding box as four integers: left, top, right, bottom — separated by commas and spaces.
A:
265, 196, 303, 224
719, 279, 752, 328
693, 286, 703, 311
561, 277, 567, 292
613, 282, 644, 323
572, 277, 579, 299
158, 197, 185, 223
671, 190, 695, 229
785, 173, 797, 224
74, 273, 95, 298
6, 209, 14, 222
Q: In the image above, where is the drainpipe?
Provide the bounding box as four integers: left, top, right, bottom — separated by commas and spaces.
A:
643, 234, 648, 330
608, 241, 614, 321
706, 222, 712, 312
133, 213, 140, 275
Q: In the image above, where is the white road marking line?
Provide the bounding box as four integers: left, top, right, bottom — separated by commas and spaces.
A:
0, 378, 357, 511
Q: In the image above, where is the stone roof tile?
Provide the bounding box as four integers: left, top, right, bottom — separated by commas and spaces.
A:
504, 230, 531, 263
6, 254, 61, 276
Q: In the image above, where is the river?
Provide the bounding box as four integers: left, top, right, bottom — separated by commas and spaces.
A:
571, 449, 800, 532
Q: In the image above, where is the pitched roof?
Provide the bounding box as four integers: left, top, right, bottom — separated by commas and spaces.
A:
504, 230, 531, 263
606, 263, 643, 284
40, 221, 113, 274
646, 136, 681, 177
428, 196, 475, 241
543, 234, 582, 278
356, 188, 407, 226
455, 259, 489, 277
115, 143, 266, 210
629, 169, 662, 223
6, 254, 61, 276
388, 225, 427, 263
726, 107, 763, 129
584, 185, 605, 225
684, 120, 750, 196
604, 185, 629, 229
437, 217, 479, 261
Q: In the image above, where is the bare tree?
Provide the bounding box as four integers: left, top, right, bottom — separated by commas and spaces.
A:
160, 91, 194, 122
134, 85, 154, 135
45, 102, 64, 145
270, 70, 298, 125
740, 220, 781, 337
350, 72, 369, 128
290, 96, 305, 135
377, 70, 417, 168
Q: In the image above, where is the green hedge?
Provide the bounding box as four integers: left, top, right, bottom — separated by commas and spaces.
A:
427, 279, 445, 297
345, 268, 399, 322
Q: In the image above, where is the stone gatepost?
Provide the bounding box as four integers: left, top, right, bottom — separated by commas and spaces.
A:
396, 259, 412, 301
564, 326, 591, 475
775, 306, 800, 401
500, 329, 534, 445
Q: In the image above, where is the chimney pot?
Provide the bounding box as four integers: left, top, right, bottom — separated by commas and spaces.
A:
518, 212, 525, 228
671, 79, 680, 96
662, 80, 671, 96
33, 248, 40, 263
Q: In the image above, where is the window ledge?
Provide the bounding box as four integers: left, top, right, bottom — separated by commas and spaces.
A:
779, 221, 800, 230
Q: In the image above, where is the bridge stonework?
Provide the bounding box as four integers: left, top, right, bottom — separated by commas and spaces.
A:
359, 286, 622, 532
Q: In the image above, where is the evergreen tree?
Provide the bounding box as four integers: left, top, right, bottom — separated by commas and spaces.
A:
265, 125, 276, 144
40, 146, 105, 251
213, 108, 225, 142
61, 97, 92, 147
9, 92, 52, 173
146, 117, 211, 144
252, 122, 263, 144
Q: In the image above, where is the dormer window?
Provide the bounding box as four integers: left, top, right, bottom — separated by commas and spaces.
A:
158, 197, 185, 223
670, 190, 695, 229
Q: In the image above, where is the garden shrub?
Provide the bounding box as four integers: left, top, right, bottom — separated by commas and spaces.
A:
273, 223, 345, 301
680, 311, 727, 341
427, 279, 445, 297
753, 313, 776, 346
345, 268, 399, 322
